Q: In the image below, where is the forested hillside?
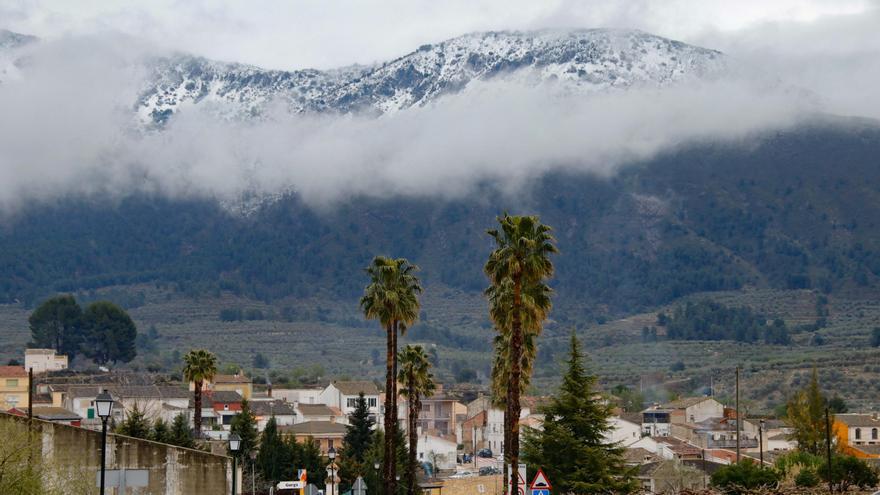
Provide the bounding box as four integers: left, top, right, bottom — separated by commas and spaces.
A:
2, 119, 880, 322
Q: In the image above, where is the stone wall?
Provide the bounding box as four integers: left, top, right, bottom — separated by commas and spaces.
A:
1, 413, 231, 494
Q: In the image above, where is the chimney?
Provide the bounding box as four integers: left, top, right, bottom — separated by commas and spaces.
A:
267, 383, 272, 398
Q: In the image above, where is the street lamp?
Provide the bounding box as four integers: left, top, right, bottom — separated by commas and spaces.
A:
374, 461, 381, 495
229, 433, 241, 495
759, 419, 765, 468
95, 390, 114, 495
328, 446, 337, 495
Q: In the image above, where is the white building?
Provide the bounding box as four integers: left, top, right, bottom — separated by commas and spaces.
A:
318, 381, 381, 423
417, 432, 458, 471
24, 349, 68, 374
272, 387, 323, 405
605, 416, 643, 447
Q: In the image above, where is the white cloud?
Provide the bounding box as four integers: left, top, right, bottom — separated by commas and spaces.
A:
0, 2, 877, 210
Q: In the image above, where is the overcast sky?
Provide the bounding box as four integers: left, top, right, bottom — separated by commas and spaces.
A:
3, 0, 877, 69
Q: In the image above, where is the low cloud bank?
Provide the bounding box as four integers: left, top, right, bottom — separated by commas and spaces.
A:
0, 28, 872, 211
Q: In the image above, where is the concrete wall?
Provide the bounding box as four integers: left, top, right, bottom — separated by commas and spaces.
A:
1, 413, 231, 495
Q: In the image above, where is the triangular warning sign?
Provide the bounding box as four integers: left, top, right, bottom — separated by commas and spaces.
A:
530, 469, 552, 489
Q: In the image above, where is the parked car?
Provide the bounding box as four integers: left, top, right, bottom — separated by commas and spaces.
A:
477, 448, 493, 458
449, 471, 476, 479
479, 466, 501, 476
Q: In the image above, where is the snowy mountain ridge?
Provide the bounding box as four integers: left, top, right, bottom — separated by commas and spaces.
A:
136, 28, 727, 124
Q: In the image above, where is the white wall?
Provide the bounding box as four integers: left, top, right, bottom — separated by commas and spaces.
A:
605, 417, 642, 447
685, 400, 724, 424
417, 434, 458, 471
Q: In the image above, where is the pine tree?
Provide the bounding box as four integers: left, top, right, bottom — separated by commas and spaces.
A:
151, 418, 172, 443
522, 332, 637, 494
257, 416, 287, 484
339, 393, 376, 487
170, 413, 194, 448
787, 367, 828, 455
116, 404, 151, 439
230, 399, 259, 460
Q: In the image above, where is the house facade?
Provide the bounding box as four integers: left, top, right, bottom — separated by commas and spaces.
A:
318, 381, 381, 423
24, 349, 68, 374
280, 421, 347, 455
0, 366, 29, 411
833, 413, 880, 458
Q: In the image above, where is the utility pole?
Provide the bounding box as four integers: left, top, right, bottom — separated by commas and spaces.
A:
735, 366, 741, 463
27, 368, 33, 421
826, 408, 834, 494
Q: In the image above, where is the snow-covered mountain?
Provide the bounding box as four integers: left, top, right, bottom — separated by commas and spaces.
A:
0, 27, 727, 124
136, 29, 726, 124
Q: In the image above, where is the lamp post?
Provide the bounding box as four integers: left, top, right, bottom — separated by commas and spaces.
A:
249, 449, 257, 495
95, 390, 114, 495
374, 462, 381, 495
759, 419, 765, 468
328, 446, 337, 495
229, 433, 241, 495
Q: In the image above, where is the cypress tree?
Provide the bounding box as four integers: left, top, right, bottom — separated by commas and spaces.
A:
230, 399, 259, 460
522, 332, 637, 494
170, 413, 194, 448
257, 416, 287, 484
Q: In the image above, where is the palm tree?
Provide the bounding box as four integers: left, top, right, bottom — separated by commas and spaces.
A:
488, 279, 548, 490
398, 345, 435, 495
183, 349, 218, 438
485, 214, 556, 495
361, 256, 422, 493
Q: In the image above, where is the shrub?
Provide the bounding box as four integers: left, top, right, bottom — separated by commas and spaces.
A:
819, 455, 879, 491
795, 468, 820, 487
711, 459, 781, 494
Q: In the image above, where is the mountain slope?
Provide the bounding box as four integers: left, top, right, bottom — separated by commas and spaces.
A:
2, 120, 879, 320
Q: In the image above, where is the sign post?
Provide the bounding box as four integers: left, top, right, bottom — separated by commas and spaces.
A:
352, 476, 368, 495
507, 463, 527, 495
529, 469, 552, 495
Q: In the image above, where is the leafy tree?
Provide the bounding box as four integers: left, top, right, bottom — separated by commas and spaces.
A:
230, 399, 259, 460
522, 332, 636, 494
28, 295, 84, 360
670, 361, 686, 372
116, 404, 151, 439
828, 396, 848, 414
665, 300, 789, 344
252, 352, 270, 369
872, 327, 880, 347
786, 367, 828, 455
711, 459, 780, 494
819, 455, 879, 491
360, 256, 422, 493
80, 301, 137, 364
454, 367, 476, 383
170, 413, 194, 448
151, 418, 172, 443
183, 349, 218, 438
398, 345, 435, 495
257, 417, 287, 484
297, 437, 328, 488
485, 213, 557, 495
611, 385, 645, 413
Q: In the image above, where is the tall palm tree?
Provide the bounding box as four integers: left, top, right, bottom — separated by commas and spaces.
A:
488, 278, 549, 491
398, 345, 435, 495
485, 214, 556, 495
361, 256, 422, 493
183, 349, 218, 438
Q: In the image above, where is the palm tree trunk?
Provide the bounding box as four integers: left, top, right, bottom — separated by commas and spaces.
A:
407, 381, 418, 495
194, 379, 202, 438
509, 274, 523, 495
391, 319, 400, 494
384, 322, 395, 493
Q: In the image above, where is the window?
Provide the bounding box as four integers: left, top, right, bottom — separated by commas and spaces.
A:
368, 398, 377, 408
224, 404, 229, 411
328, 439, 334, 449
6, 379, 18, 387
874, 429, 878, 440
347, 398, 357, 408
856, 428, 862, 440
